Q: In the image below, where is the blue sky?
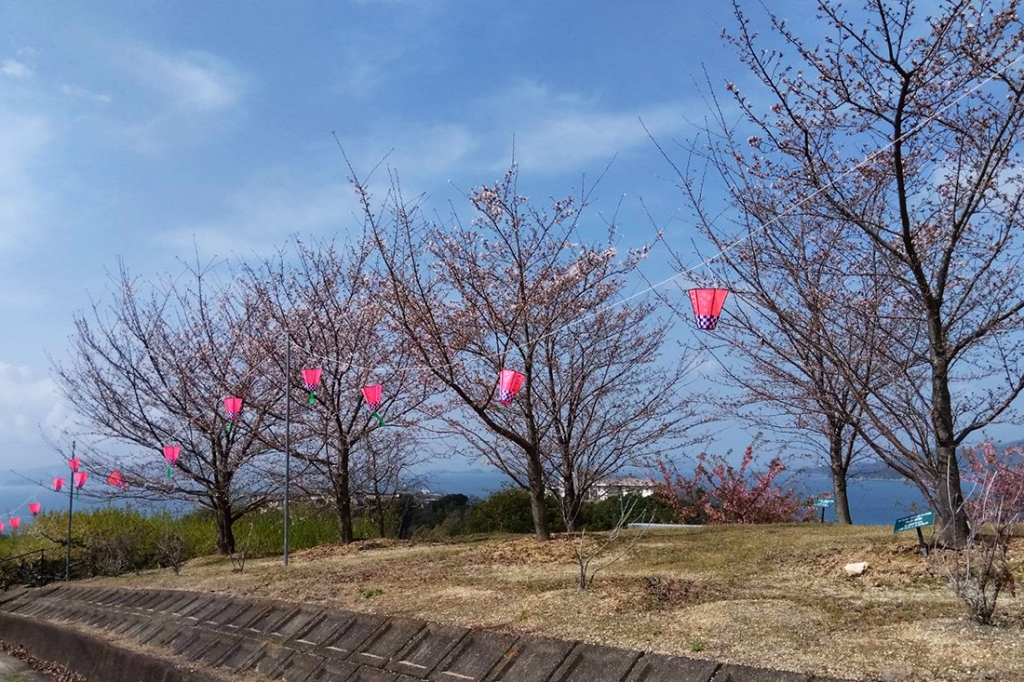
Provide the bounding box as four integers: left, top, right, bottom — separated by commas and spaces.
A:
0, 1, 817, 474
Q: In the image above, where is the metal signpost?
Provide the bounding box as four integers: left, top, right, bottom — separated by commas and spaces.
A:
813, 497, 834, 523
893, 511, 934, 557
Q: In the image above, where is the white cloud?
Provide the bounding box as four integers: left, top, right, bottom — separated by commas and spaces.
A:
159, 171, 362, 259
108, 45, 248, 153
125, 47, 246, 113
60, 84, 112, 104
0, 112, 51, 253
481, 80, 689, 175
1, 60, 32, 79
0, 363, 69, 446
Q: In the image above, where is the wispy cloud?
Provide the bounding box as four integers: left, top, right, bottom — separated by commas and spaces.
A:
129, 48, 245, 113
480, 80, 689, 175
159, 169, 362, 259
0, 112, 51, 254
60, 84, 112, 104
111, 45, 249, 152
0, 362, 69, 451
1, 60, 32, 79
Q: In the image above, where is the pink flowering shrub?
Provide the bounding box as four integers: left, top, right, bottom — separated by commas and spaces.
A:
657, 446, 812, 524
963, 441, 1024, 524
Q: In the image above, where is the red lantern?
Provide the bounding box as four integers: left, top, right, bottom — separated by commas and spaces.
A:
223, 396, 243, 418
107, 470, 125, 490
28, 502, 41, 516
9, 517, 20, 531
69, 457, 81, 472
163, 445, 181, 479
73, 471, 88, 489
498, 369, 526, 405
688, 288, 729, 331
362, 385, 385, 426
53, 477, 64, 492
302, 368, 322, 406
223, 397, 243, 433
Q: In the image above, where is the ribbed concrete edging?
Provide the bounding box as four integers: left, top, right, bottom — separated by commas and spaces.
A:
0, 610, 222, 682
0, 585, 857, 682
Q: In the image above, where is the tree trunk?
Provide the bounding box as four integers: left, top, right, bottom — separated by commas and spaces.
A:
828, 425, 853, 524
214, 500, 236, 555
375, 494, 386, 538
336, 444, 354, 544
933, 444, 970, 547
930, 356, 970, 547
526, 449, 550, 541
561, 464, 581, 532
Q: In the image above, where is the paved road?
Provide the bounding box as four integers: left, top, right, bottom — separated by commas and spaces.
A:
0, 652, 50, 681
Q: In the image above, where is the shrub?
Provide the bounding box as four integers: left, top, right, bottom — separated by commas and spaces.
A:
933, 442, 1024, 624
658, 446, 812, 524
579, 493, 676, 531
463, 489, 564, 535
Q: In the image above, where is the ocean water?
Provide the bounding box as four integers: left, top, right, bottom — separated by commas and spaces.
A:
786, 474, 928, 526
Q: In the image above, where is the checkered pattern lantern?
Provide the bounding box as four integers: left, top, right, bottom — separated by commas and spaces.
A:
498, 369, 526, 405
223, 397, 243, 433
688, 288, 729, 331
302, 368, 323, 406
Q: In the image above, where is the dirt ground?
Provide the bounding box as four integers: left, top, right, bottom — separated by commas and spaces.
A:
93, 525, 1024, 682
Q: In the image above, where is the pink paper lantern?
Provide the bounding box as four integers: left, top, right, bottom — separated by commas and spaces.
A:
361, 384, 383, 411
73, 471, 88, 490
163, 445, 181, 464
9, 517, 20, 531
223, 396, 243, 419
687, 288, 730, 331
53, 477, 65, 492
498, 369, 526, 405
28, 502, 41, 516
301, 368, 322, 390
107, 470, 125, 490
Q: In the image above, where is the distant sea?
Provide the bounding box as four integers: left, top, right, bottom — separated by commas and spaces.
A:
419, 468, 928, 527
0, 468, 928, 530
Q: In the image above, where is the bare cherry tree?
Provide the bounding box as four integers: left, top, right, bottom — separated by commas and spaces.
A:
653, 203, 887, 524
536, 304, 698, 532
670, 0, 1024, 544
242, 237, 428, 543
363, 164, 683, 541
51, 259, 280, 554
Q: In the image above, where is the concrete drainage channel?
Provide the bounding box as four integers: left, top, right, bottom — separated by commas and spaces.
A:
0, 585, 853, 682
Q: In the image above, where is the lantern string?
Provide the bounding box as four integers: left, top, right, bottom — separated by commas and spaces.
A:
111, 45, 1024, 419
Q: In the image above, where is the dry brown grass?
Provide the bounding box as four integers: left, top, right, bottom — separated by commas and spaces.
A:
92, 525, 1024, 682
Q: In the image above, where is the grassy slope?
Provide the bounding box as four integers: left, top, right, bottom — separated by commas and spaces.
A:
92, 525, 1024, 682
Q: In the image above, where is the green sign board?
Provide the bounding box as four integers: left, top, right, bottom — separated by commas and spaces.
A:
813, 498, 835, 508
893, 511, 934, 534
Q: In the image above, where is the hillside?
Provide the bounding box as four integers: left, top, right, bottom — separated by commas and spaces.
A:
89, 525, 1024, 682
